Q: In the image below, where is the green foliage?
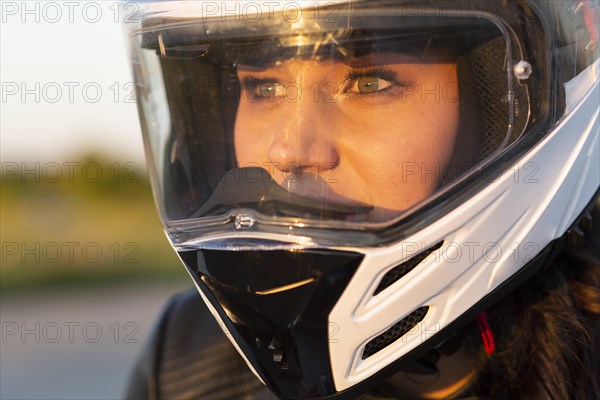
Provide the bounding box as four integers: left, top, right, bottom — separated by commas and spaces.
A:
1, 154, 185, 293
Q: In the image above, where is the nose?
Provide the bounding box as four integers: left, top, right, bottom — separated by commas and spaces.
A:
268, 110, 340, 174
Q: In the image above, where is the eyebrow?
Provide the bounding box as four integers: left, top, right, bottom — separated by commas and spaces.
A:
343, 53, 420, 67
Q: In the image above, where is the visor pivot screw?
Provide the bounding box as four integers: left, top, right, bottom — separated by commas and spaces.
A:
235, 214, 256, 230
514, 61, 533, 80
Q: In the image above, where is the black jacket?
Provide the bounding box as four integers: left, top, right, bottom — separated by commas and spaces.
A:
124, 289, 277, 399
124, 289, 480, 400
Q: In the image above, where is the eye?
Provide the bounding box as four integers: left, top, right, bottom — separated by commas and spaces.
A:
255, 82, 286, 98
242, 76, 286, 101
347, 76, 394, 94
343, 66, 402, 95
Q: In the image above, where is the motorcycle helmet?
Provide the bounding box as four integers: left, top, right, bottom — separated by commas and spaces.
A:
123, 1, 599, 398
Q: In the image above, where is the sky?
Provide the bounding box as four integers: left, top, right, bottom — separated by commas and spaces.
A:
1, 1, 146, 164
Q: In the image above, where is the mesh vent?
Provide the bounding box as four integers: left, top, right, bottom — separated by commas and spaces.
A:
471, 36, 511, 158
469, 36, 530, 159
362, 307, 429, 360
373, 242, 443, 296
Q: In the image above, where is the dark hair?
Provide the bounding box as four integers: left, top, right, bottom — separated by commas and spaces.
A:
469, 203, 600, 399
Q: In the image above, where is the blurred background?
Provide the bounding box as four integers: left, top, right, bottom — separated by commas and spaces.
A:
1, 2, 190, 398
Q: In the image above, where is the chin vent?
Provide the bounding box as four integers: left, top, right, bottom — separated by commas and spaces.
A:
362, 306, 429, 360
373, 242, 443, 296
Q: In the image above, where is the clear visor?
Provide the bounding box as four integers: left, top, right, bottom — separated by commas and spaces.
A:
127, 1, 533, 245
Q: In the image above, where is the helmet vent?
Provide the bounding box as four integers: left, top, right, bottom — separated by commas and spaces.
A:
373, 242, 443, 296
362, 307, 429, 360
467, 36, 529, 159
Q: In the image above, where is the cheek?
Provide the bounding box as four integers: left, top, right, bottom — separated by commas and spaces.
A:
337, 94, 460, 209
234, 103, 271, 165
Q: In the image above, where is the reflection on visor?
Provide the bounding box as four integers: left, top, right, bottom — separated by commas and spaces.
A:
144, 18, 500, 65
192, 167, 373, 219
133, 9, 532, 229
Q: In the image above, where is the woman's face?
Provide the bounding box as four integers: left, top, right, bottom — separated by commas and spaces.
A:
234, 52, 470, 222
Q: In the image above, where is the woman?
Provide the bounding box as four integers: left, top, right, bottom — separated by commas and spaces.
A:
124, 1, 599, 398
